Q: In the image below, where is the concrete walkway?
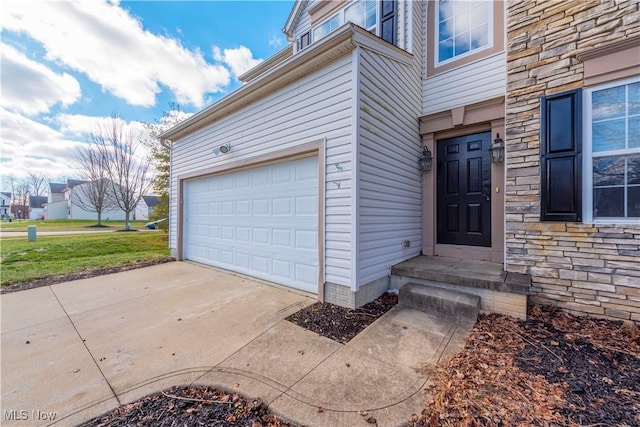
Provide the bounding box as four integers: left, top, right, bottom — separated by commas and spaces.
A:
0, 262, 473, 426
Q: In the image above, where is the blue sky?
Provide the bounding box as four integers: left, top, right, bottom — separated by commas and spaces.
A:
1, 0, 295, 192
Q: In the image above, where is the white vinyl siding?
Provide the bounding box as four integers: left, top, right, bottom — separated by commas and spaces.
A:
170, 55, 355, 287
410, 0, 424, 72
292, 1, 314, 51
422, 52, 506, 115
356, 47, 422, 286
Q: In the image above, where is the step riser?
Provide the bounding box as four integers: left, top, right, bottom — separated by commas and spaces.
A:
399, 282, 480, 323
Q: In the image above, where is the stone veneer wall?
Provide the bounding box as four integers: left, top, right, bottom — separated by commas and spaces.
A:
505, 0, 640, 323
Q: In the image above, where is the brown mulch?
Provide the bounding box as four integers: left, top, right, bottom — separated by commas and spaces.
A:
0, 257, 175, 294
78, 386, 296, 427
413, 305, 640, 427
285, 292, 399, 344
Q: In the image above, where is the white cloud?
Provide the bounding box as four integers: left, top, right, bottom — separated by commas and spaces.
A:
0, 109, 153, 184
268, 33, 284, 48
53, 113, 146, 139
0, 108, 85, 180
213, 45, 263, 79
2, 0, 231, 108
0, 43, 81, 115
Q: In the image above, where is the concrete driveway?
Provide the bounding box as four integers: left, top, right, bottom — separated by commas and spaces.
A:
1, 262, 472, 426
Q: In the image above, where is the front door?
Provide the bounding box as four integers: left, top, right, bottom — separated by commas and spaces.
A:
437, 132, 492, 247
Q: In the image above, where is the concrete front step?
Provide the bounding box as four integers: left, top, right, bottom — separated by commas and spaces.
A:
399, 282, 481, 323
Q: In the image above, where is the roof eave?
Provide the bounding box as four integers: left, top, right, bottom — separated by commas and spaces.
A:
238, 44, 294, 83
160, 24, 358, 141
160, 24, 413, 142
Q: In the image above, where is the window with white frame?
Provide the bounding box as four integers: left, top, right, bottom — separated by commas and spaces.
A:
584, 77, 640, 221
436, 0, 491, 65
345, 0, 377, 33
309, 0, 393, 45
312, 13, 340, 42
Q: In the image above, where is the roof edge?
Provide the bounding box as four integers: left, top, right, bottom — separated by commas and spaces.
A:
238, 44, 294, 83
161, 24, 414, 142
283, 0, 305, 39
161, 24, 357, 141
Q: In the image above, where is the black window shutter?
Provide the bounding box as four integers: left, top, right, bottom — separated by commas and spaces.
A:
540, 89, 582, 222
380, 1, 396, 45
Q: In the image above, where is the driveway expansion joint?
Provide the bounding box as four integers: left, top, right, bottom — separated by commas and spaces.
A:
48, 285, 121, 406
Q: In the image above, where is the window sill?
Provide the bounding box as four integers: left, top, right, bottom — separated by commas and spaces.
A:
584, 219, 640, 225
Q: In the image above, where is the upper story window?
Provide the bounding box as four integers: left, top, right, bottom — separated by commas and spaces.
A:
426, 0, 502, 76
436, 0, 491, 65
345, 0, 377, 32
297, 31, 311, 51
313, 13, 340, 42
307, 0, 395, 46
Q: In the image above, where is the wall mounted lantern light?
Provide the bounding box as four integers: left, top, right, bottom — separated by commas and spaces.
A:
212, 143, 231, 155
489, 133, 505, 163
419, 146, 433, 172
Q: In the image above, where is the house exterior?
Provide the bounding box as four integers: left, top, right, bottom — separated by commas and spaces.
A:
137, 195, 161, 220
162, 1, 639, 323
45, 182, 70, 219
46, 179, 127, 221
29, 196, 47, 220
1, 192, 11, 219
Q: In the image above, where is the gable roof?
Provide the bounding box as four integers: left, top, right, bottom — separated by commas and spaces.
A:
50, 182, 66, 194
67, 179, 87, 188
1, 192, 11, 199
142, 195, 161, 208
29, 195, 47, 209
283, 0, 307, 40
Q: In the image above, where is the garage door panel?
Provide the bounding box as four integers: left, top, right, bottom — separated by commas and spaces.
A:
272, 228, 291, 247
253, 228, 269, 244
184, 156, 318, 293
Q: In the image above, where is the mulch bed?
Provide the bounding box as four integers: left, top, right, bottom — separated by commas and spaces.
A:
414, 305, 640, 426
285, 292, 399, 343
78, 386, 295, 427
0, 257, 175, 294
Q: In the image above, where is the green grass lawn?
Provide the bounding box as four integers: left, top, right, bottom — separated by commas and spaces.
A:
0, 232, 170, 286
0, 219, 150, 232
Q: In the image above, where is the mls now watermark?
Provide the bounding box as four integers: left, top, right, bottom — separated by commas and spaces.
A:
3, 409, 57, 421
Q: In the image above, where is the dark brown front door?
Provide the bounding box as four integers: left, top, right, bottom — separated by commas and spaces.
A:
437, 132, 492, 247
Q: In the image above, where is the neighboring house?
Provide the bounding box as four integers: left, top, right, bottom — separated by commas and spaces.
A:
45, 179, 128, 221
1, 192, 12, 219
69, 180, 126, 221
29, 196, 47, 220
161, 1, 639, 324
48, 183, 66, 203
137, 195, 161, 220
46, 182, 68, 219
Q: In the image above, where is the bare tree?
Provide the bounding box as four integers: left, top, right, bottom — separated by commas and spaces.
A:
92, 115, 151, 230
13, 179, 30, 220
73, 145, 117, 226
28, 172, 48, 196
142, 103, 188, 231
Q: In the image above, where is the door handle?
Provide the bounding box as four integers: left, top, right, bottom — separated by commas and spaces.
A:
482, 184, 491, 201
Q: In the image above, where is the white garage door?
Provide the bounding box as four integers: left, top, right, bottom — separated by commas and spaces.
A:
183, 156, 319, 293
